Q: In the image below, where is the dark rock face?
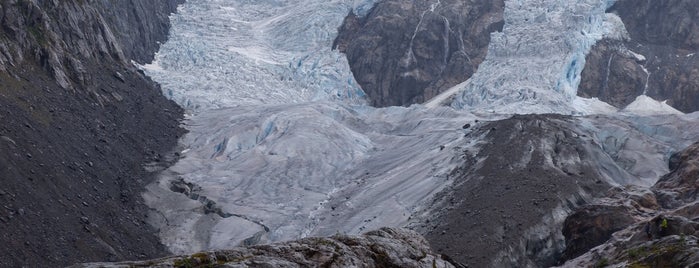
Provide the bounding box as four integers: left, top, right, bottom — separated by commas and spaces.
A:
94, 0, 184, 64
579, 0, 699, 113
560, 205, 635, 261
334, 0, 504, 107
559, 141, 699, 267
0, 0, 184, 266
653, 141, 699, 209
414, 115, 615, 267
70, 228, 456, 268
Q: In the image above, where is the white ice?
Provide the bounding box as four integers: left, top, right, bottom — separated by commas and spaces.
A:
141, 0, 375, 111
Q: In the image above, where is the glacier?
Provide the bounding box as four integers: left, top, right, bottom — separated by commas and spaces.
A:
141, 0, 699, 255
141, 0, 482, 253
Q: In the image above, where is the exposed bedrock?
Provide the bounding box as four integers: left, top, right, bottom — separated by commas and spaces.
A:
653, 141, 699, 209
70, 228, 457, 268
411, 114, 634, 267
0, 0, 184, 266
334, 0, 504, 107
580, 0, 699, 113
559, 141, 699, 267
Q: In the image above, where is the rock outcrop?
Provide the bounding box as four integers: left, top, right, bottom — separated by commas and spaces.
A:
334, 0, 504, 107
70, 228, 456, 268
560, 204, 636, 260
559, 141, 699, 267
579, 0, 699, 113
653, 141, 699, 208
0, 0, 184, 266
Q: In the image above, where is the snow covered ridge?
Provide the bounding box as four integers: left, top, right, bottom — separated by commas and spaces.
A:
450, 0, 627, 114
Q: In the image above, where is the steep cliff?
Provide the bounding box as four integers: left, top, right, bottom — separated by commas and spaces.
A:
0, 0, 184, 266
334, 0, 504, 107
580, 0, 699, 113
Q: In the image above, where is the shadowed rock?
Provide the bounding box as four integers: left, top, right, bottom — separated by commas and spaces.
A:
560, 204, 635, 261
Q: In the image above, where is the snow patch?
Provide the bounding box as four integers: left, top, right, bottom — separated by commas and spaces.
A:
572, 97, 619, 115
621, 95, 684, 116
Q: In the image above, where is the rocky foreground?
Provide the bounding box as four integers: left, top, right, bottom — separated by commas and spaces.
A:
70, 228, 457, 268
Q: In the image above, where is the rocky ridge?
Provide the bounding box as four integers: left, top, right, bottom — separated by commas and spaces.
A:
0, 0, 184, 266
70, 228, 457, 268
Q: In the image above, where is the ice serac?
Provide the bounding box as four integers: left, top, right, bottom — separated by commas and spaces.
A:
142, 0, 376, 110
451, 0, 625, 114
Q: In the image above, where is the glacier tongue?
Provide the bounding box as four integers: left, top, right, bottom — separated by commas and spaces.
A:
146, 103, 474, 253
451, 0, 625, 114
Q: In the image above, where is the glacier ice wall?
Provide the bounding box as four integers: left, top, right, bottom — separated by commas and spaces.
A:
451, 0, 626, 114
142, 0, 376, 110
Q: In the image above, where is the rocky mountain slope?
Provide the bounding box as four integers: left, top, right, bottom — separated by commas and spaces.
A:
412, 114, 625, 267
580, 0, 699, 113
334, 0, 504, 107
71, 228, 456, 268
0, 0, 184, 266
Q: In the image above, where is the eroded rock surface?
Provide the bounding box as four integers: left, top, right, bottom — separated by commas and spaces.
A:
334, 0, 504, 107
70, 228, 456, 268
